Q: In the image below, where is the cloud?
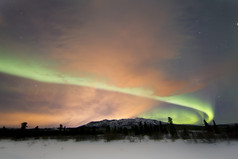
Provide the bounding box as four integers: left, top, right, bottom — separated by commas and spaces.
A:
0, 73, 156, 127
1, 0, 238, 126
33, 0, 200, 96
0, 0, 205, 97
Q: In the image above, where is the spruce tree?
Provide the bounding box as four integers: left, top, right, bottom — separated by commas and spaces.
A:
204, 120, 212, 132
213, 120, 219, 133
168, 117, 177, 138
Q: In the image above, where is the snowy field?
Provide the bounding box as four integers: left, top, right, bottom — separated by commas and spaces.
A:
0, 139, 238, 159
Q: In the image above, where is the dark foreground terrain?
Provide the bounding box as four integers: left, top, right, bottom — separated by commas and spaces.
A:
1, 118, 238, 142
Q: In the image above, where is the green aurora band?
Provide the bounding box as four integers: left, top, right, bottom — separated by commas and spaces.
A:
139, 106, 203, 124
0, 52, 214, 124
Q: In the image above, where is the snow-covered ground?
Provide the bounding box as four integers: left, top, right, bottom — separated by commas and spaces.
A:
0, 139, 237, 159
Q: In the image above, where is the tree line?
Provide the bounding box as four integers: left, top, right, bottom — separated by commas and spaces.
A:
0, 117, 238, 142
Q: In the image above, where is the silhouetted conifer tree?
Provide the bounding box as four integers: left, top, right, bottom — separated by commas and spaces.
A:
21, 122, 28, 130
58, 124, 63, 131
213, 120, 219, 133
204, 120, 212, 132
168, 117, 177, 138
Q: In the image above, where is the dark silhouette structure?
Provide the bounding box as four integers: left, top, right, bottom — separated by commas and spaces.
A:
0, 118, 237, 142
21, 122, 28, 130
168, 117, 177, 138
213, 120, 219, 133
58, 124, 63, 131
204, 120, 212, 131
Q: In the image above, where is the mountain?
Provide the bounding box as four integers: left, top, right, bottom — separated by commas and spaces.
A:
82, 118, 167, 129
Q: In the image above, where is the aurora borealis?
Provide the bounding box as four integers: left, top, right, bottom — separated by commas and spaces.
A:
0, 0, 238, 127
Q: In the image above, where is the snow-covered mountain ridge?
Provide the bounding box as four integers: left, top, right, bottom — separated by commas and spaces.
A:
83, 118, 167, 129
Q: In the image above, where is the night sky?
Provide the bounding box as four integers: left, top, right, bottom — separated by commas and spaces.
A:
0, 0, 238, 127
